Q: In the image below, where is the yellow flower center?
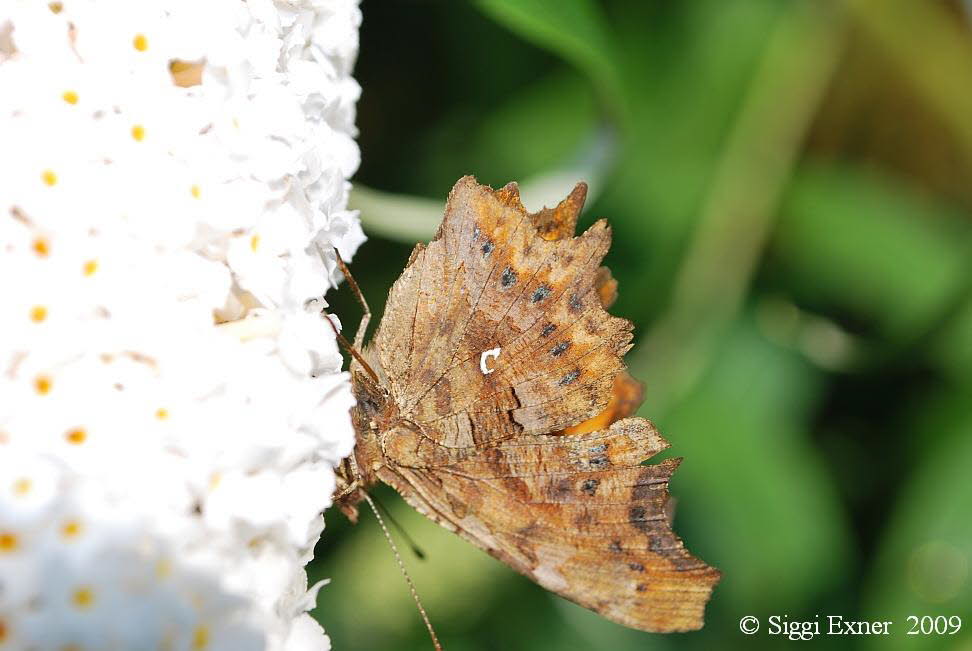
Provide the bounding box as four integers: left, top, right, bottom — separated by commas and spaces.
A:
131, 125, 146, 142
61, 519, 83, 540
32, 237, 50, 257
62, 90, 79, 104
192, 626, 209, 650
0, 532, 18, 553
83, 259, 98, 276
155, 557, 172, 579
65, 427, 87, 445
155, 407, 169, 420
35, 375, 53, 395
72, 586, 95, 609
191, 184, 201, 199
12, 478, 31, 496
30, 305, 48, 323
41, 170, 58, 186
133, 34, 148, 52
48, 2, 63, 13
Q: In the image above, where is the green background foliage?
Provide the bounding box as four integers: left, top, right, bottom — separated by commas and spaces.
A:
308, 1, 972, 648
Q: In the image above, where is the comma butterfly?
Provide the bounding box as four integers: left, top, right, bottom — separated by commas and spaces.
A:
332, 176, 719, 635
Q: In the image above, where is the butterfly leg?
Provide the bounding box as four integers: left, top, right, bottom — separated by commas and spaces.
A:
332, 455, 363, 523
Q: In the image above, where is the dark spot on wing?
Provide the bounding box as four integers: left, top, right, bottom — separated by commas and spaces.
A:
503, 476, 530, 498
628, 562, 645, 572
447, 493, 468, 519
609, 540, 623, 553
558, 369, 580, 386
531, 284, 552, 303
635, 583, 648, 592
486, 447, 505, 464
569, 293, 583, 312
549, 477, 572, 500
550, 341, 571, 357
517, 542, 539, 567
481, 240, 494, 256
514, 522, 540, 565
574, 510, 594, 527
433, 378, 452, 412
581, 478, 599, 496
632, 467, 666, 500
588, 443, 607, 455
588, 455, 609, 469
540, 323, 556, 338
501, 267, 517, 288
629, 505, 650, 533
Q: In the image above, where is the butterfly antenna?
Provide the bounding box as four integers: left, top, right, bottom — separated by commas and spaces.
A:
369, 492, 427, 560
315, 243, 371, 349
320, 308, 380, 384
362, 491, 443, 651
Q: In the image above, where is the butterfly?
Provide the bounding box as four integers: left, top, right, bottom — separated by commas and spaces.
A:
331, 176, 719, 637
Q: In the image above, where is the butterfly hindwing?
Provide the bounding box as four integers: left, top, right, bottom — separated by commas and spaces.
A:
376, 418, 720, 632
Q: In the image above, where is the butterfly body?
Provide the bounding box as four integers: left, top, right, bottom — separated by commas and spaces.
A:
334, 177, 719, 633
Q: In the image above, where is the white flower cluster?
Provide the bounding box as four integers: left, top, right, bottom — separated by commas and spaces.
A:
0, 1, 362, 649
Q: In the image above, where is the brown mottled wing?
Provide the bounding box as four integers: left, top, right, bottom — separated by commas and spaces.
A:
378, 418, 720, 632
370, 176, 631, 448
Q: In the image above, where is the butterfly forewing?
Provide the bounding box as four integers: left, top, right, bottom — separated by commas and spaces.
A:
372, 177, 631, 447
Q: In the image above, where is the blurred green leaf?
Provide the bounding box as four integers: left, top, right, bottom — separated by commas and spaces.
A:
463, 70, 598, 187
627, 0, 847, 414
473, 0, 627, 119
932, 298, 972, 381
354, 70, 612, 245
775, 164, 972, 341
411, 69, 606, 200
312, 490, 507, 650
597, 0, 784, 322
847, 0, 972, 169
642, 317, 851, 616
862, 383, 972, 650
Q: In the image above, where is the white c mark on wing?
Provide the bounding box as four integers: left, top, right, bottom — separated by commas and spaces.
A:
480, 347, 501, 375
